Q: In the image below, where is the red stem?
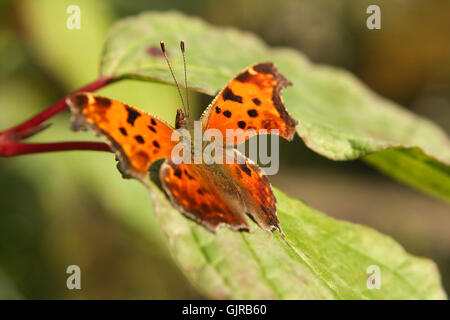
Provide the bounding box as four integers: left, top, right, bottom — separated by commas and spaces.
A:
0, 76, 115, 157
1, 76, 113, 137
0, 142, 112, 157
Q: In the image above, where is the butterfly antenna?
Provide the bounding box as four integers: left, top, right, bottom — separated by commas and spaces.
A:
160, 41, 187, 115
180, 40, 190, 117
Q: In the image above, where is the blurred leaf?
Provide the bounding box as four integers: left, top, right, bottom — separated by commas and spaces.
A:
365, 147, 450, 202
0, 268, 23, 299
150, 184, 445, 299
100, 11, 450, 201
20, 0, 113, 89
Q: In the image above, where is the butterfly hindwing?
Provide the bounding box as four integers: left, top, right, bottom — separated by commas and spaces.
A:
159, 160, 250, 232
159, 149, 281, 233
223, 149, 281, 233
67, 92, 177, 180
201, 62, 297, 145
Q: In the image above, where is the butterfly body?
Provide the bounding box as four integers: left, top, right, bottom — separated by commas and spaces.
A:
67, 62, 297, 233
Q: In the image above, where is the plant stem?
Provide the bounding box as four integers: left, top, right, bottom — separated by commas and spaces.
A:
0, 76, 115, 157
0, 142, 112, 157
0, 76, 113, 137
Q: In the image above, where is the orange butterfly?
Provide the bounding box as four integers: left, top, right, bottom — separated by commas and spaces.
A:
67, 42, 297, 233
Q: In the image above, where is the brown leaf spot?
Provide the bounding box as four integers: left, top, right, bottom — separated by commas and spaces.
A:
146, 46, 165, 57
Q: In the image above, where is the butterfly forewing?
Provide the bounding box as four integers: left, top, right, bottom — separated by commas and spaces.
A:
67, 92, 177, 180
201, 62, 297, 145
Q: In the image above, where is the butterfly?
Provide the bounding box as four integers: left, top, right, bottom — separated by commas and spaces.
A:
66, 42, 297, 233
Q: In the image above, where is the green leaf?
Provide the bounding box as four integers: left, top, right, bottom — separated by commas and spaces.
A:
20, 0, 114, 89
150, 184, 445, 299
100, 11, 450, 201
95, 11, 448, 299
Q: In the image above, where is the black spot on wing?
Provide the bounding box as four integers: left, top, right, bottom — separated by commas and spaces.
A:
237, 121, 246, 129
148, 125, 157, 133
223, 110, 232, 118
119, 127, 127, 136
235, 70, 251, 82
134, 135, 145, 144
215, 106, 221, 114
151, 118, 157, 126
247, 109, 258, 117
239, 163, 252, 177
153, 140, 160, 148
222, 87, 243, 103
125, 106, 141, 125
174, 168, 182, 178
252, 98, 261, 106
253, 62, 276, 75
94, 96, 111, 107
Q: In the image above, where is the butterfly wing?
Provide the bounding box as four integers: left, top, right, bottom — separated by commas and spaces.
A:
201, 62, 297, 145
67, 92, 177, 180
160, 149, 281, 233
159, 160, 250, 232
224, 149, 281, 233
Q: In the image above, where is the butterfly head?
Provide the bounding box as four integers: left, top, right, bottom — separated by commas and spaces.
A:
175, 108, 186, 129
175, 107, 194, 131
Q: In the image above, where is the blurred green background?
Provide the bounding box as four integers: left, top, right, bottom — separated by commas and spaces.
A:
0, 0, 449, 299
